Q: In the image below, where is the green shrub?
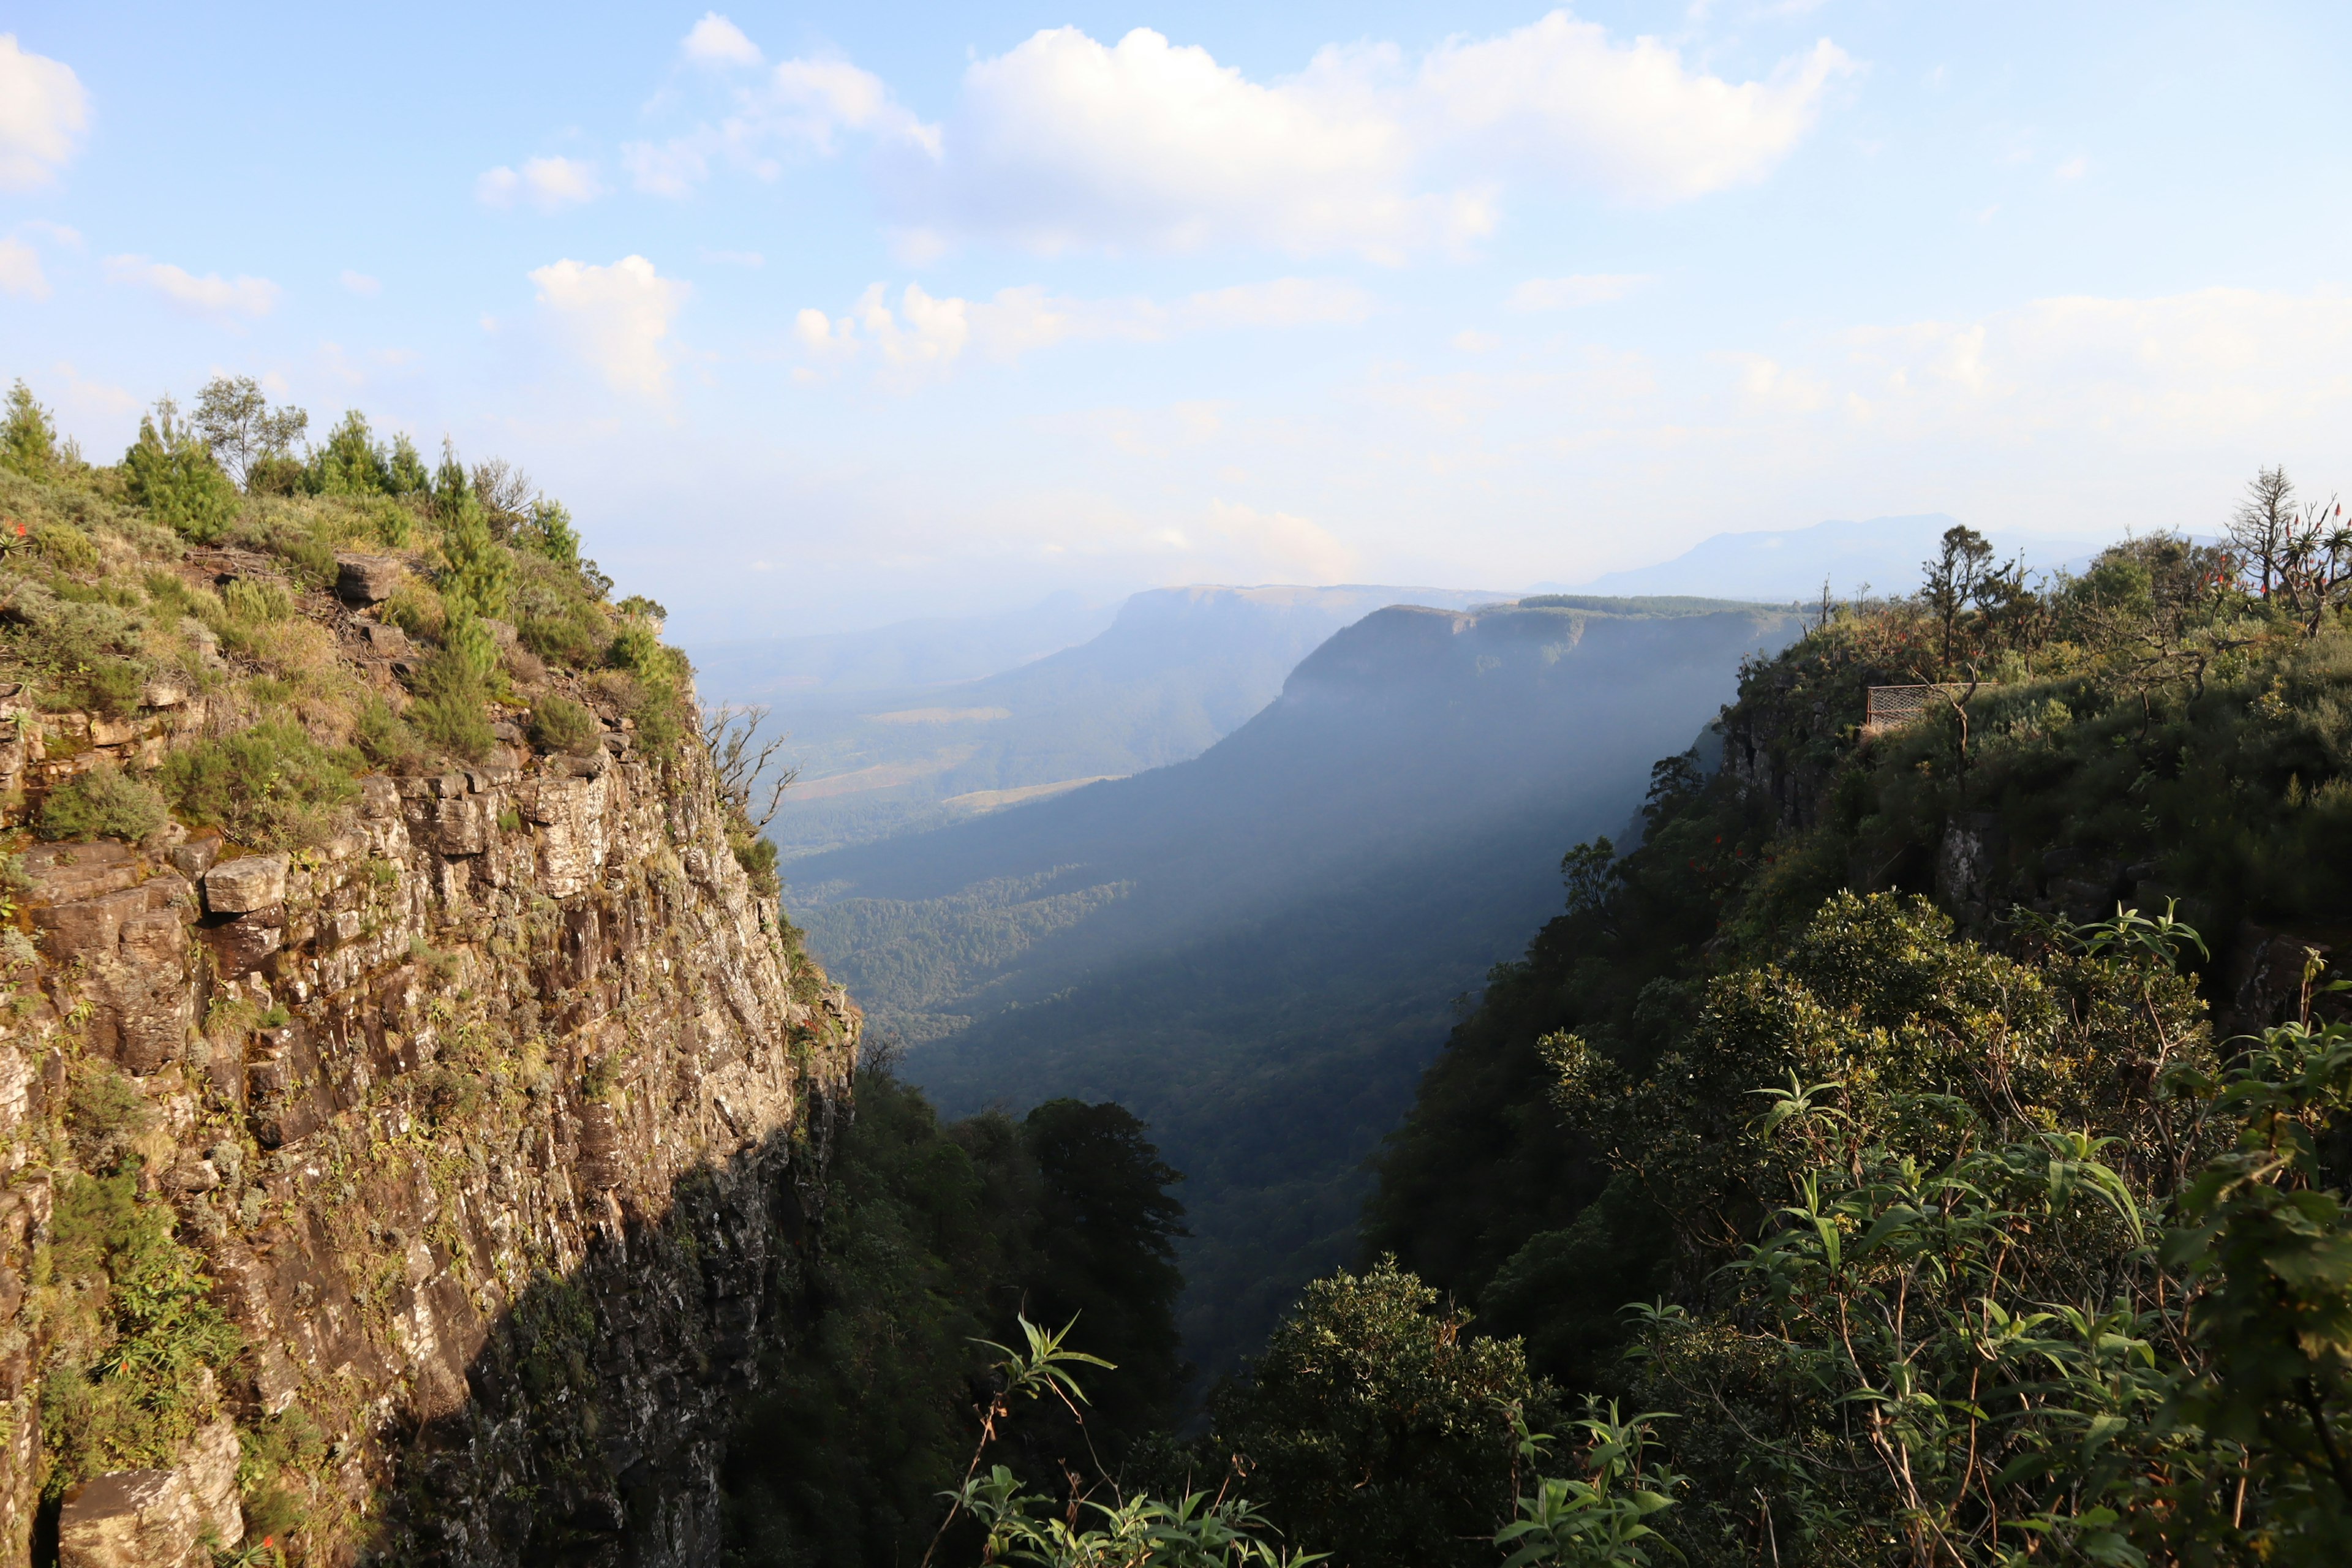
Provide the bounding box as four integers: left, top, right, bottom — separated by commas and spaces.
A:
527, 695, 597, 755
246, 453, 306, 496
380, 581, 445, 642
38, 763, 167, 843
307, 410, 391, 497
159, 720, 361, 847
33, 518, 99, 573
1, 380, 59, 478
521, 500, 581, 566
42, 1172, 241, 1499
353, 696, 422, 768
519, 602, 608, 668
222, 577, 293, 625
64, 1061, 150, 1169
408, 648, 494, 761
123, 410, 239, 543
607, 622, 667, 676
78, 658, 145, 718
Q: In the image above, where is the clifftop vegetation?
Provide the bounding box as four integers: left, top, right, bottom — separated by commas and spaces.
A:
1348, 496, 2352, 1564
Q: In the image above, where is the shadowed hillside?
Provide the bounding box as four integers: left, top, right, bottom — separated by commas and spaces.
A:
791, 595, 1805, 1373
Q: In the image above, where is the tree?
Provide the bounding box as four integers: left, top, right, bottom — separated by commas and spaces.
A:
309, 410, 391, 496
2232, 464, 2296, 598
1, 380, 59, 478
190, 374, 307, 489
1216, 1258, 1534, 1568
123, 398, 238, 543
1021, 1099, 1189, 1455
1918, 523, 2017, 666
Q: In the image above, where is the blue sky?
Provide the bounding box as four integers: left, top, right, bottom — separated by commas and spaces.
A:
4, 2, 2349, 638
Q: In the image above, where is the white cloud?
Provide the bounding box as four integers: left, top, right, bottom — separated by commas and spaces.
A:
527, 255, 692, 398
103, 255, 281, 320
624, 15, 1847, 256
1452, 329, 1502, 353
883, 16, 1850, 257
1415, 15, 1856, 203
15, 218, 80, 249
682, 12, 762, 69
0, 238, 47, 298
341, 269, 382, 296
478, 156, 606, 212
0, 35, 88, 189
1508, 273, 1653, 310
1821, 288, 2352, 444
1202, 499, 1358, 579
625, 39, 938, 197
794, 277, 1376, 382
2054, 154, 2089, 181
894, 27, 1469, 260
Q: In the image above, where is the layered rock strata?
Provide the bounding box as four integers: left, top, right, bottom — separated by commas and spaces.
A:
0, 728, 856, 1565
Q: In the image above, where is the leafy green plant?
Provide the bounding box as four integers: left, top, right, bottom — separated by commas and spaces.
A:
42, 1173, 243, 1498
407, 647, 494, 761
38, 762, 168, 843
123, 401, 239, 543
353, 696, 421, 767
1494, 1403, 1681, 1568
1215, 1258, 1534, 1568
1, 379, 59, 477
527, 695, 597, 755
922, 1317, 1322, 1568
222, 578, 293, 625
159, 720, 361, 847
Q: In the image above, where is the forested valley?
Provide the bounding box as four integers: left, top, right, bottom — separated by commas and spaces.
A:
7, 371, 2352, 1566
734, 478, 2352, 1567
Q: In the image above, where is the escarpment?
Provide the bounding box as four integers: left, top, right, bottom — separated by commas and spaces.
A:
0, 451, 859, 1566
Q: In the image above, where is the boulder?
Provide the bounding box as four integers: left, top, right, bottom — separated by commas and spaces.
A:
335, 553, 405, 604
20, 842, 140, 905
58, 1468, 201, 1568
203, 853, 289, 915
31, 884, 154, 964
169, 831, 223, 881
183, 1419, 244, 1550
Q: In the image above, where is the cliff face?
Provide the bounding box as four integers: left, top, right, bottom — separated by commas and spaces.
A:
0, 687, 856, 1563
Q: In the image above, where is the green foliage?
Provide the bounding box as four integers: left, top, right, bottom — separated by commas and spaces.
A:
353, 695, 422, 767
1214, 1258, 1534, 1568
308, 410, 392, 496
123, 401, 239, 543
66, 1060, 151, 1170
2163, 1010, 2352, 1560
724, 1065, 1190, 1567
408, 647, 495, 761
42, 1173, 241, 1498
190, 374, 307, 490
222, 577, 293, 625
39, 763, 168, 843
521, 499, 581, 566
527, 695, 596, 755
159, 720, 361, 848
2, 379, 59, 478
1494, 1403, 1682, 1568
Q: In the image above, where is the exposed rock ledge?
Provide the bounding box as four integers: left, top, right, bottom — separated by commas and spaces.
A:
0, 730, 856, 1566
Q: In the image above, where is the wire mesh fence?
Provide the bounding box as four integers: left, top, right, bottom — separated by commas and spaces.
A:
1864, 683, 1989, 735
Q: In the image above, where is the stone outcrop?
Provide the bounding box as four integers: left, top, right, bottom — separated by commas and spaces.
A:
0, 717, 858, 1564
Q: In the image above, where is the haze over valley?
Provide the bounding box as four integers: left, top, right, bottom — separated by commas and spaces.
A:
12, 3, 2352, 1562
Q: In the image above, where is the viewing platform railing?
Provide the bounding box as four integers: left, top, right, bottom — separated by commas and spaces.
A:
1864, 682, 1993, 736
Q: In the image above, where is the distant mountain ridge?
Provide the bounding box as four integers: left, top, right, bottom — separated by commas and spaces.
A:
747, 581, 1516, 857
1567, 515, 2105, 601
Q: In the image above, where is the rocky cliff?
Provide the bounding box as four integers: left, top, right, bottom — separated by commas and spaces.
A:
0, 462, 859, 1566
